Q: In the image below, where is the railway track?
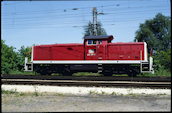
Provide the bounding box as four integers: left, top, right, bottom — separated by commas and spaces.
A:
1, 74, 171, 89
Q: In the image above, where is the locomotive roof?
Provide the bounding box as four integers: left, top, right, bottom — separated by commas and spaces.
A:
84, 35, 113, 41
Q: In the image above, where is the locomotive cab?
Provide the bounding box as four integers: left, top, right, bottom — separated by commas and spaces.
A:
84, 35, 113, 60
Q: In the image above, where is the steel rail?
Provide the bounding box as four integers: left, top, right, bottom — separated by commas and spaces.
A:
1, 78, 171, 89
1, 74, 171, 82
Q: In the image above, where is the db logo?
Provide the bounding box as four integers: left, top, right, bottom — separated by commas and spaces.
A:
87, 49, 96, 56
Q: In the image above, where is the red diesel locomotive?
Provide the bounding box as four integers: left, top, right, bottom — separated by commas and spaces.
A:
25, 35, 154, 76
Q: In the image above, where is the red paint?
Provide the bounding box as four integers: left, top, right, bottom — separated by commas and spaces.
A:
33, 36, 146, 61
150, 50, 152, 57
33, 44, 84, 60
108, 42, 144, 60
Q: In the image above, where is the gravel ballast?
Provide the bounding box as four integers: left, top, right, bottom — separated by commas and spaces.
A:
1, 84, 171, 96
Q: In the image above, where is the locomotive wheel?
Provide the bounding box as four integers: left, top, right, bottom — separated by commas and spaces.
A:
61, 68, 73, 76
39, 71, 46, 75
128, 70, 137, 77
61, 67, 72, 76
102, 69, 113, 76
103, 72, 113, 76
61, 71, 73, 76
39, 69, 52, 75
39, 71, 52, 75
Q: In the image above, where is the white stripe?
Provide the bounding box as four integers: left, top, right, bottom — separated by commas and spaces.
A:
32, 60, 148, 64
144, 42, 148, 62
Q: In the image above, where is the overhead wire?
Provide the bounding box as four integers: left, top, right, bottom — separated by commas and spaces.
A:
2, 8, 169, 26
2, 16, 159, 30
2, 3, 169, 16
2, 7, 169, 21
2, 1, 170, 30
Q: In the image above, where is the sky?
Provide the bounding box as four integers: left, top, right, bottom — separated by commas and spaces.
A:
1, 0, 171, 51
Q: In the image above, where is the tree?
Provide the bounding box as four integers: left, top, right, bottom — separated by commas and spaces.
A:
135, 13, 171, 52
17, 45, 32, 71
154, 49, 171, 71
83, 21, 107, 36
1, 40, 33, 74
1, 40, 18, 74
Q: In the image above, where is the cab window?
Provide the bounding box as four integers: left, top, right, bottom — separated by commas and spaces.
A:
88, 40, 92, 44
99, 40, 102, 44
87, 40, 97, 45
93, 40, 97, 44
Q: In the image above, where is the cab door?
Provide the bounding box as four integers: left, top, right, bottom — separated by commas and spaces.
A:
85, 40, 97, 60
97, 40, 107, 60
97, 40, 104, 60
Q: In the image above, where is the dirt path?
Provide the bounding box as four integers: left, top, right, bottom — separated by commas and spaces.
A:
2, 93, 171, 112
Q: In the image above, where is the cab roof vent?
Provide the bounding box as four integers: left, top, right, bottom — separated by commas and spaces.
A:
83, 35, 114, 41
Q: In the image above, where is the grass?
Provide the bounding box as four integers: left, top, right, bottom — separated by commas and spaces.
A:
2, 89, 17, 95
1, 89, 27, 96
73, 72, 103, 76
154, 69, 171, 77
137, 69, 171, 77
9, 70, 36, 75
2, 88, 41, 97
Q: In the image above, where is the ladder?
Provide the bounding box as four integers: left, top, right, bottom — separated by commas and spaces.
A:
98, 64, 103, 73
